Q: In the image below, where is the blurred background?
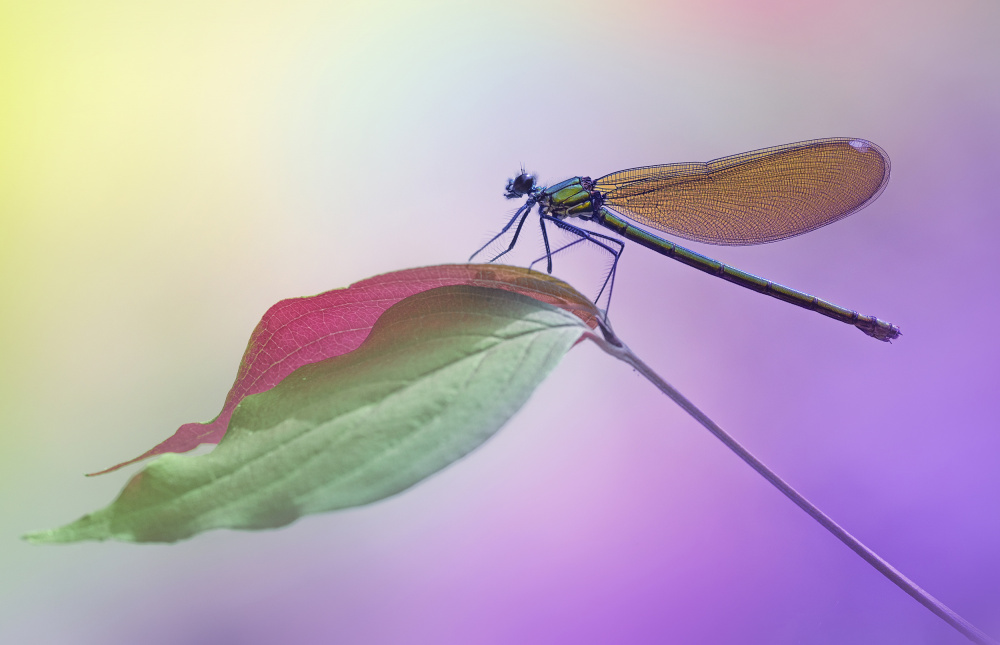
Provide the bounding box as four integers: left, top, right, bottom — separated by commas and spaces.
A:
2, 1, 998, 643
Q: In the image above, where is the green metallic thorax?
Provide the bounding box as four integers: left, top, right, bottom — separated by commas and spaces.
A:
539, 177, 597, 219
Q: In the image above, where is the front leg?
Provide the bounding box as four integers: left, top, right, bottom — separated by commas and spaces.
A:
468, 199, 536, 263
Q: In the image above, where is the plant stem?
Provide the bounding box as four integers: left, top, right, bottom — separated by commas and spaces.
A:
588, 330, 997, 645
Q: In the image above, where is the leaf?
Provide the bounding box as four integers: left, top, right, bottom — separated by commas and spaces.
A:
92, 264, 602, 475
27, 284, 597, 543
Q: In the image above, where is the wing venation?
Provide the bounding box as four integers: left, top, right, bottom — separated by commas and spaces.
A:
594, 138, 890, 246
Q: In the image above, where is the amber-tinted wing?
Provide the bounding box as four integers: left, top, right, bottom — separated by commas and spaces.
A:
594, 138, 890, 246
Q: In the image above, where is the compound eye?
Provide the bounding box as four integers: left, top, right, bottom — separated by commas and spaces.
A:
512, 173, 535, 195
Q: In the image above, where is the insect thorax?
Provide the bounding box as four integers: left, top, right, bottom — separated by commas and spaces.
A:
538, 176, 602, 220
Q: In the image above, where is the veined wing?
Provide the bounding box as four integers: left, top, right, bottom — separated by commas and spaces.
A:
594, 138, 890, 246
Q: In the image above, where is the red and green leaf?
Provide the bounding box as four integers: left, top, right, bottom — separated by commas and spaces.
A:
28, 272, 601, 543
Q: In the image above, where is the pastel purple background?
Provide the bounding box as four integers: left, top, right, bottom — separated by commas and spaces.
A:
2, 1, 998, 643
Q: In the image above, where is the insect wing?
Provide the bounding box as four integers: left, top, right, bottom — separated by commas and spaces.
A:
594, 138, 890, 246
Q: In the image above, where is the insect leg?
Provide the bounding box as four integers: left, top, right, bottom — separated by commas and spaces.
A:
468, 200, 535, 262
532, 215, 625, 314
538, 215, 553, 274
557, 223, 624, 312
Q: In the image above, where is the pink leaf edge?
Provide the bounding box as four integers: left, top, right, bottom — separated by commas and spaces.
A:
89, 264, 599, 476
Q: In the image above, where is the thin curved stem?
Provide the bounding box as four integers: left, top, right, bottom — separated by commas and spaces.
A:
586, 327, 997, 645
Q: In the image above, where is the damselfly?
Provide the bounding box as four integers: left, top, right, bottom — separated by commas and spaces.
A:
470, 138, 899, 341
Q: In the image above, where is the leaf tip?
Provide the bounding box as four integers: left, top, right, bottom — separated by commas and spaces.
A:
22, 510, 115, 545
22, 527, 76, 545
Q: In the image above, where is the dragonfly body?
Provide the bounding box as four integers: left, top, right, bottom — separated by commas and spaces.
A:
472, 138, 900, 341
